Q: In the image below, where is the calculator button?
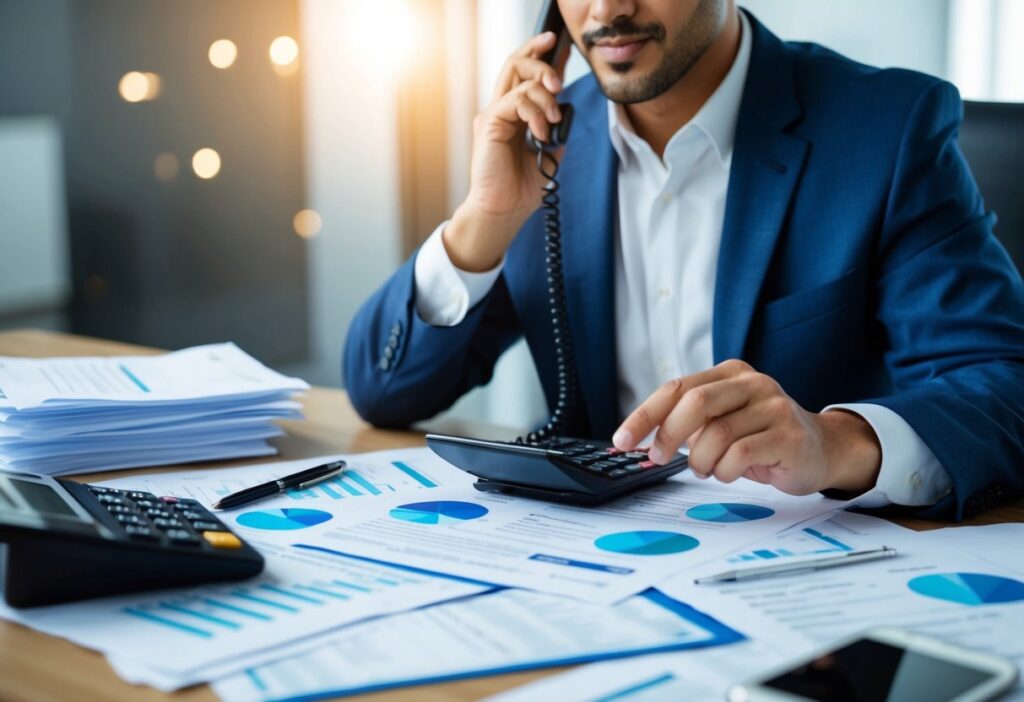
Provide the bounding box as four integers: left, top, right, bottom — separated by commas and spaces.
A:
159, 496, 179, 504
124, 525, 158, 540
106, 504, 137, 514
576, 452, 609, 465
89, 486, 116, 495
96, 494, 126, 506
604, 447, 624, 456
607, 456, 634, 466
133, 499, 155, 509
589, 460, 619, 472
608, 469, 628, 479
624, 452, 648, 460
180, 510, 206, 521
202, 531, 242, 549
638, 460, 657, 470
125, 491, 149, 500
166, 529, 200, 545
192, 520, 226, 531
623, 464, 645, 475
146, 508, 172, 518
116, 514, 146, 525
152, 517, 184, 529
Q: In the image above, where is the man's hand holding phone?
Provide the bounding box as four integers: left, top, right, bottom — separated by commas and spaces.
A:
444, 31, 568, 273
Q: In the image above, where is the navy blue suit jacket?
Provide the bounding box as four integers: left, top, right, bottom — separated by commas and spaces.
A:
344, 14, 1024, 520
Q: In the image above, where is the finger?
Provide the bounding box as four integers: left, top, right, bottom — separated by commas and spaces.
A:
711, 430, 782, 484
521, 79, 562, 124
685, 406, 773, 477
494, 34, 560, 98
488, 84, 551, 143
649, 377, 756, 463
614, 360, 754, 451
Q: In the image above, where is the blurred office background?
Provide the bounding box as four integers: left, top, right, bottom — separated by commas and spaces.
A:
1, 0, 1021, 428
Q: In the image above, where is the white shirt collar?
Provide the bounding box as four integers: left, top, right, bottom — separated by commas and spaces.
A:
607, 10, 752, 167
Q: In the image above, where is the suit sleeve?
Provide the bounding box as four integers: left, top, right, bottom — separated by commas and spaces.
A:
342, 248, 522, 429
866, 80, 1024, 520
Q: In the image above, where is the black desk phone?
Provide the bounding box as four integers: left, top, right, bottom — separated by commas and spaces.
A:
0, 472, 263, 607
426, 1, 688, 505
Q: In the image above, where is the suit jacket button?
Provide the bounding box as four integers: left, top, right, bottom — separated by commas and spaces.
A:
379, 357, 391, 371
383, 346, 394, 359
391, 322, 402, 337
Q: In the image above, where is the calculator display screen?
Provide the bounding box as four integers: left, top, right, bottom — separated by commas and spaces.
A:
9, 479, 79, 518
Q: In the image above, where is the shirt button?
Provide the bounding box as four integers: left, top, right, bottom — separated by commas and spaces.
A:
910, 472, 922, 489
660, 193, 673, 204
659, 359, 672, 373
658, 287, 671, 299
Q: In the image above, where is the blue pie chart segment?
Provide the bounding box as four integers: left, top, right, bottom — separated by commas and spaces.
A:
686, 503, 776, 523
236, 508, 333, 531
908, 573, 1024, 606
595, 530, 700, 556
389, 500, 488, 525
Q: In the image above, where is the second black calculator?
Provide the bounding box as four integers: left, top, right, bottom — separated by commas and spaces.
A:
0, 472, 264, 607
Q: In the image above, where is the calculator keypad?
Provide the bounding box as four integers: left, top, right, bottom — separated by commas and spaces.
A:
526, 437, 671, 480
88, 487, 238, 549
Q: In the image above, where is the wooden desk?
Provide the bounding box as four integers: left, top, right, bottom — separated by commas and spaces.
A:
1, 329, 1021, 702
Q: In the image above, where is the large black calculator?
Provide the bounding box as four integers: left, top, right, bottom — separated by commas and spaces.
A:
0, 472, 264, 607
427, 434, 688, 505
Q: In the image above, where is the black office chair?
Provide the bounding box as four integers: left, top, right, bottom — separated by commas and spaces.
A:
959, 101, 1024, 275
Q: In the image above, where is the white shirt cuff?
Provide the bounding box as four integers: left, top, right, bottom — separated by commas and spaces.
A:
824, 403, 953, 508
413, 221, 504, 327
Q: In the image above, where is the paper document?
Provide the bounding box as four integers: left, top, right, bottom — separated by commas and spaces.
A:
107, 447, 476, 506
0, 542, 485, 690
659, 514, 1024, 700
0, 343, 307, 408
0, 343, 307, 474
230, 468, 845, 604
211, 589, 742, 702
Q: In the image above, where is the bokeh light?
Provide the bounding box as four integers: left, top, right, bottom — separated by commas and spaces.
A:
153, 152, 180, 182
118, 71, 162, 102
192, 148, 222, 179
293, 209, 323, 238
208, 39, 238, 69
350, 1, 418, 74
269, 36, 299, 66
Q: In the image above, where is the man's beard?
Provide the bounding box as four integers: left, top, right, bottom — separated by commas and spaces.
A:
583, 0, 724, 104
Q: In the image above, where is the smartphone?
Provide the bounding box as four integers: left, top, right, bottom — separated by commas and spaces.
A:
728, 628, 1019, 702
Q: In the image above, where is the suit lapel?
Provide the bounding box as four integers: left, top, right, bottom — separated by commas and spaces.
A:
713, 13, 810, 362
558, 81, 619, 437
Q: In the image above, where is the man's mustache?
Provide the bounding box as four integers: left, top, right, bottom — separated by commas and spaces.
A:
582, 20, 666, 49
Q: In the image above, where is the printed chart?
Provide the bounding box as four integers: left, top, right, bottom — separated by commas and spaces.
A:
236, 508, 333, 531
594, 531, 700, 556
727, 526, 854, 563
287, 461, 440, 501
686, 503, 775, 523
389, 501, 488, 525
908, 573, 1024, 606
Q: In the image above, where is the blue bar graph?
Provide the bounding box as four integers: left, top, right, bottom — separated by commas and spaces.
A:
728, 527, 855, 563
318, 482, 342, 499
392, 461, 437, 488
346, 470, 382, 496
124, 607, 213, 638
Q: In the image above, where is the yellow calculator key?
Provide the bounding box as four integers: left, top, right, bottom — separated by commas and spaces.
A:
203, 531, 243, 549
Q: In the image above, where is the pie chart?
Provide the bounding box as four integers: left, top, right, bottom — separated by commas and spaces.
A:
908, 573, 1024, 606
594, 530, 700, 556
236, 508, 333, 531
686, 503, 775, 523
389, 500, 488, 525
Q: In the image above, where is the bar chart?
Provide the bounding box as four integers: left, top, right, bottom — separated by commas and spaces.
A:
726, 526, 854, 563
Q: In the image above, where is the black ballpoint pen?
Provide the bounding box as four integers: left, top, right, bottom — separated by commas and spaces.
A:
212, 460, 346, 510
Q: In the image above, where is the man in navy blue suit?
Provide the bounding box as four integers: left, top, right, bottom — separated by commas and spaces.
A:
345, 1, 1024, 520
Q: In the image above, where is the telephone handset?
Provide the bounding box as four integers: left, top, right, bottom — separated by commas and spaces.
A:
427, 1, 688, 505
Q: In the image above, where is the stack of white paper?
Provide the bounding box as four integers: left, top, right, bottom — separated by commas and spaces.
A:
0, 343, 308, 475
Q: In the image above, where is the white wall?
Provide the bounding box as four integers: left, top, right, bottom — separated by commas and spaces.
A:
299, 0, 405, 387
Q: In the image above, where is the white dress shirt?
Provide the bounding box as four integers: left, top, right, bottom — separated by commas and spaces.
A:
412, 12, 951, 508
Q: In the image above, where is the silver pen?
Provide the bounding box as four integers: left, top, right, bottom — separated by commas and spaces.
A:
694, 546, 899, 585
